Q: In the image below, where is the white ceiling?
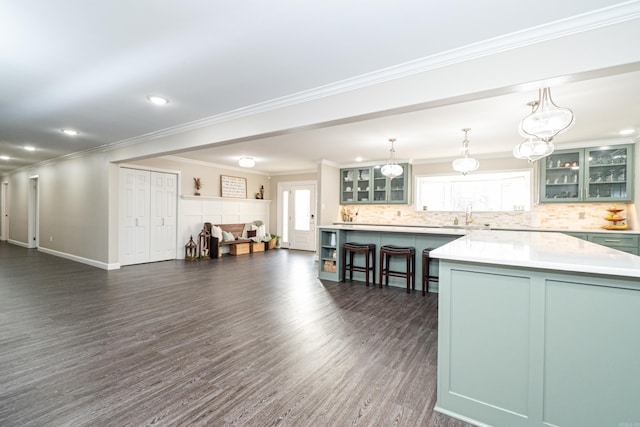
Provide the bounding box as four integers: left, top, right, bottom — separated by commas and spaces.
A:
1, 0, 639, 175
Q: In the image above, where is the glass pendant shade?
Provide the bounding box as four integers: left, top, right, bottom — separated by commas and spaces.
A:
452, 157, 480, 175
513, 138, 554, 163
381, 138, 403, 179
519, 88, 574, 141
452, 128, 479, 175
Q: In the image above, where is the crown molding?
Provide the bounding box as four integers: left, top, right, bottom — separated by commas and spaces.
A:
4, 2, 638, 178
161, 155, 270, 176
109, 2, 640, 145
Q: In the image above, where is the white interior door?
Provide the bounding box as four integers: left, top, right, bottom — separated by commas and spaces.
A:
279, 182, 316, 251
149, 172, 177, 262
1, 182, 8, 241
120, 168, 150, 266
28, 176, 39, 248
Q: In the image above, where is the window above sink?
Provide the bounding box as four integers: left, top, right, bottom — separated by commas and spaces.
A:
415, 171, 532, 212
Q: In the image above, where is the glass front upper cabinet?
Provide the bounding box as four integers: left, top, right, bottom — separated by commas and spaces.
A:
539, 144, 633, 203
340, 164, 411, 204
584, 145, 633, 202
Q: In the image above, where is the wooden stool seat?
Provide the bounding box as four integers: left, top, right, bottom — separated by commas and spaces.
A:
379, 245, 416, 293
341, 242, 376, 286
422, 248, 439, 295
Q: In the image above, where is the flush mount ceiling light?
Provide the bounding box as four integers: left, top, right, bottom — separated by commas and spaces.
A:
519, 88, 574, 142
0, 155, 10, 160
61, 129, 79, 136
380, 138, 403, 179
147, 95, 169, 105
238, 157, 255, 168
24, 146, 36, 151
618, 128, 635, 136
452, 128, 479, 175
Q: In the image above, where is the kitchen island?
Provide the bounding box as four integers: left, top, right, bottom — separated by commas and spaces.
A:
431, 230, 640, 427
317, 224, 467, 289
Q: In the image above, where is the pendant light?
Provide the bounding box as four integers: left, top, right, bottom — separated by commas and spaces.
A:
513, 101, 555, 162
519, 88, 574, 141
381, 138, 403, 179
452, 128, 479, 175
513, 138, 554, 163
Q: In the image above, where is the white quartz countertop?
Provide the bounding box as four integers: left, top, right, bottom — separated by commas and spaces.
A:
430, 230, 640, 279
319, 224, 468, 236
330, 221, 640, 235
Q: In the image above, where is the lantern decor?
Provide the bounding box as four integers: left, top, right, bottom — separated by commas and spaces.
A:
185, 235, 198, 260
198, 225, 211, 259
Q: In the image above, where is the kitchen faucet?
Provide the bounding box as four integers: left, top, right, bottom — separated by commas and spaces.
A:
465, 204, 473, 225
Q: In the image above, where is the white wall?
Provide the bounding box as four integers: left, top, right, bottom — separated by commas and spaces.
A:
317, 161, 340, 226
180, 196, 270, 259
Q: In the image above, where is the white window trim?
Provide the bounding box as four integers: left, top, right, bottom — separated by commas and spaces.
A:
414, 169, 533, 212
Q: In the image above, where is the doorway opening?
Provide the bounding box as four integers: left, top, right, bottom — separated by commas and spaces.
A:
1, 181, 8, 241
28, 176, 39, 248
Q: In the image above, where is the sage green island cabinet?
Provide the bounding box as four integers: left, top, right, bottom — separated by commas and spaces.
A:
432, 230, 640, 427
340, 164, 411, 204
318, 228, 341, 281
540, 144, 634, 202
317, 224, 462, 289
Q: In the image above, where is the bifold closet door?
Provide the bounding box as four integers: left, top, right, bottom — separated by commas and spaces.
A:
149, 171, 177, 262
120, 168, 151, 266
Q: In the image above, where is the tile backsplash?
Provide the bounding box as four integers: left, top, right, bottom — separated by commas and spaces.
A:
338, 202, 636, 230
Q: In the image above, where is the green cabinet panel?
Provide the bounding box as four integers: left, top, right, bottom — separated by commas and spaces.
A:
540, 144, 634, 203
588, 233, 639, 255
563, 231, 639, 255
318, 229, 340, 280
340, 163, 411, 204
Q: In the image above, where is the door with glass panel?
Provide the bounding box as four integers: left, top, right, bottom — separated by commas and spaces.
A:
278, 182, 316, 251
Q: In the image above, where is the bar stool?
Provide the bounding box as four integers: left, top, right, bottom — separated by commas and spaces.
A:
379, 245, 416, 293
341, 243, 376, 286
422, 248, 439, 296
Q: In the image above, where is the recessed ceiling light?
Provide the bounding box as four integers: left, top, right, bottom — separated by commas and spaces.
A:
355, 156, 363, 162
62, 129, 79, 136
618, 128, 635, 136
147, 95, 169, 105
0, 155, 10, 160
24, 146, 36, 151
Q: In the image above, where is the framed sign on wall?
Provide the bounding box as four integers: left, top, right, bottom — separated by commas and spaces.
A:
220, 175, 247, 198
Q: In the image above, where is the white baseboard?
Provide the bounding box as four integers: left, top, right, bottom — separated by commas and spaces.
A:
8, 239, 29, 248
37, 247, 120, 270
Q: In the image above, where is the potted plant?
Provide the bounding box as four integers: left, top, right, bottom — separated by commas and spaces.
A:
267, 233, 280, 249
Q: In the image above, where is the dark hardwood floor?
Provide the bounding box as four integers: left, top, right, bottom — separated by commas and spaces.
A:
0, 242, 473, 427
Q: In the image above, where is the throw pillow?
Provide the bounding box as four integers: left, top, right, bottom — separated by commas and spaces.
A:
222, 231, 235, 242
210, 225, 223, 241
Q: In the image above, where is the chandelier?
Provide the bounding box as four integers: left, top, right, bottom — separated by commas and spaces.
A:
452, 128, 479, 175
519, 87, 574, 141
513, 101, 555, 162
381, 138, 403, 179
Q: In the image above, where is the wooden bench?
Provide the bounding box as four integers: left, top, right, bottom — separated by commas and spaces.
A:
207, 223, 264, 256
